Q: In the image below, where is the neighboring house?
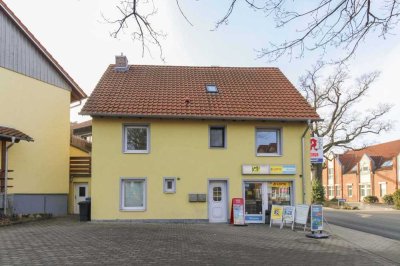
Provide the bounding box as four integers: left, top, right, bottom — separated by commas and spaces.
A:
0, 1, 86, 215
322, 140, 400, 202
80, 55, 320, 223
71, 120, 92, 142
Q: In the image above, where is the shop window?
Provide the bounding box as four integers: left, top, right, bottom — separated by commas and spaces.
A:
121, 178, 146, 211
163, 177, 176, 193
379, 183, 387, 197
347, 185, 353, 197
124, 125, 149, 153
267, 182, 291, 206
256, 128, 281, 156
213, 187, 222, 201
209, 126, 226, 148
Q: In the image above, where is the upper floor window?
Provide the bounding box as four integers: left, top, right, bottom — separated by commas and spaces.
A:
206, 84, 218, 93
256, 128, 281, 156
124, 125, 149, 153
209, 126, 226, 148
328, 168, 334, 181
361, 165, 369, 173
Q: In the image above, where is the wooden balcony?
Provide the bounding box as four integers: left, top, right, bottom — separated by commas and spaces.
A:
70, 156, 91, 178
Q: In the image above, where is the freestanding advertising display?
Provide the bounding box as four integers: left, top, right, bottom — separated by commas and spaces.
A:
310, 205, 323, 232
231, 198, 245, 225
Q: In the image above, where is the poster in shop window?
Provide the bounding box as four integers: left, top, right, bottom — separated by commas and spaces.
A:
310, 205, 323, 231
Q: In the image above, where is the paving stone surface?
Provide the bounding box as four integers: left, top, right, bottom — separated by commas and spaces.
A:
0, 217, 396, 265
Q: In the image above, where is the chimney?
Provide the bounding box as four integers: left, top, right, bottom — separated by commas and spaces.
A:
114, 53, 129, 72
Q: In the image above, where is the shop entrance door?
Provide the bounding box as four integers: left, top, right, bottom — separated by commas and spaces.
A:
208, 181, 228, 223
244, 182, 268, 223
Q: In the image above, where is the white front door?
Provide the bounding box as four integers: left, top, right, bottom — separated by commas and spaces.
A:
208, 181, 228, 223
74, 183, 88, 214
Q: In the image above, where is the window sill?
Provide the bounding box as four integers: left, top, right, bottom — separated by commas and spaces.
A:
123, 150, 149, 154
256, 154, 282, 157
120, 208, 146, 212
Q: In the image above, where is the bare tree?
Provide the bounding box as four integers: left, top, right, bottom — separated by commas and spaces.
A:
300, 62, 392, 179
106, 0, 400, 62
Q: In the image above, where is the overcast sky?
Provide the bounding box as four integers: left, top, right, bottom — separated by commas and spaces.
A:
5, 0, 399, 144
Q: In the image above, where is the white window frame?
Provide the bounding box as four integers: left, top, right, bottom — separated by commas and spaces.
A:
123, 125, 150, 154
120, 177, 147, 211
328, 185, 334, 197
328, 168, 334, 182
209, 125, 227, 149
335, 185, 341, 197
379, 182, 387, 197
347, 184, 353, 197
255, 128, 282, 156
163, 177, 176, 194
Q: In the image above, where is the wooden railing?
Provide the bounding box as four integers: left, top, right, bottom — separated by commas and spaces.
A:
70, 135, 91, 153
70, 157, 91, 178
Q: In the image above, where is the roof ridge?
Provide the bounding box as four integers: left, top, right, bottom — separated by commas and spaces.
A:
108, 64, 280, 69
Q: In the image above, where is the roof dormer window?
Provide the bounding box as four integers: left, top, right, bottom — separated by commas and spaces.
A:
206, 84, 218, 93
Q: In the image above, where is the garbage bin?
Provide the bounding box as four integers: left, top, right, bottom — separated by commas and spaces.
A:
78, 198, 91, 221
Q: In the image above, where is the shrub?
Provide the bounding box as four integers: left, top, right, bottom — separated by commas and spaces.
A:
329, 198, 338, 202
393, 189, 400, 209
311, 179, 325, 204
383, 194, 394, 205
363, 195, 379, 203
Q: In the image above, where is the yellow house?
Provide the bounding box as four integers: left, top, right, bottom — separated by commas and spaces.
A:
81, 56, 320, 222
0, 1, 86, 215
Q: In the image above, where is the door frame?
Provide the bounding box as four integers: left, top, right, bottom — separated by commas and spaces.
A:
74, 182, 89, 214
207, 178, 229, 223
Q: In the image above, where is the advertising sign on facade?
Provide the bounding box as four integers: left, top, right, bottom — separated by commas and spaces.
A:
310, 137, 324, 163
270, 182, 290, 188
294, 204, 310, 230
270, 205, 283, 227
242, 164, 296, 175
311, 205, 323, 231
231, 198, 245, 225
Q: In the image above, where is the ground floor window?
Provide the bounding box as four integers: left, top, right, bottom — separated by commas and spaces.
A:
267, 182, 291, 206
360, 184, 371, 198
335, 185, 341, 197
347, 184, 353, 197
327, 186, 334, 197
121, 178, 146, 211
379, 183, 387, 197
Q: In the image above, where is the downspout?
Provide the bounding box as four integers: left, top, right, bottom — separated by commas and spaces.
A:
301, 119, 311, 204
4, 137, 15, 215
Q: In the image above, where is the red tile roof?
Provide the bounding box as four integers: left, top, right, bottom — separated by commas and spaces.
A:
338, 140, 400, 173
81, 65, 321, 121
0, 1, 86, 103
71, 120, 92, 131
0, 126, 33, 142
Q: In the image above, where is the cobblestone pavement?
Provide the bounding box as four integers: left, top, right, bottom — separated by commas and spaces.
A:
0, 217, 396, 265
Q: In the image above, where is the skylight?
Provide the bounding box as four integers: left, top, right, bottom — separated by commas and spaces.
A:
381, 160, 393, 167
206, 85, 218, 93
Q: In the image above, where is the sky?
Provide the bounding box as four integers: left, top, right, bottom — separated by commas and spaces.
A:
5, 0, 400, 144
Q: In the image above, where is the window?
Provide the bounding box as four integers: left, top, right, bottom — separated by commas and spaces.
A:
209, 126, 226, 148
347, 184, 353, 197
360, 184, 371, 197
381, 160, 393, 167
163, 177, 176, 193
79, 187, 86, 197
256, 129, 281, 156
335, 185, 341, 197
121, 178, 146, 211
124, 125, 149, 153
213, 187, 222, 202
379, 183, 387, 197
361, 165, 369, 173
328, 186, 334, 197
206, 84, 218, 93
328, 168, 334, 182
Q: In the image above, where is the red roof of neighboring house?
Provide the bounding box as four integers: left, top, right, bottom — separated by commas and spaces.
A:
81, 65, 321, 121
0, 1, 86, 103
0, 126, 33, 142
338, 140, 400, 173
71, 120, 92, 130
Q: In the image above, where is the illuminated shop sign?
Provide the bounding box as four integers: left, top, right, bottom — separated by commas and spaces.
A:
242, 164, 296, 175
